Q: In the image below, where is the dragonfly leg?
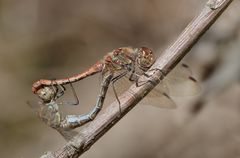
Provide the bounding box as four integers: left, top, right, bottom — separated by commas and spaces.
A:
135, 74, 150, 87
126, 62, 139, 82
60, 74, 113, 130
111, 71, 128, 115
136, 68, 165, 87
54, 79, 80, 106
48, 79, 66, 100
144, 68, 165, 78
55, 84, 66, 99
65, 81, 79, 105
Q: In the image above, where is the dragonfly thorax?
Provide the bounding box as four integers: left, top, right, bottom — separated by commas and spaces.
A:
104, 47, 135, 71
136, 47, 156, 71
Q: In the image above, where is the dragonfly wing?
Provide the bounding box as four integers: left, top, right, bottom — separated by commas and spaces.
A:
140, 83, 176, 109
108, 76, 176, 108
27, 100, 44, 111
168, 63, 193, 77
27, 100, 61, 127
27, 100, 47, 120
57, 129, 79, 141
111, 76, 134, 95
166, 63, 201, 96
27, 100, 49, 123
28, 100, 74, 140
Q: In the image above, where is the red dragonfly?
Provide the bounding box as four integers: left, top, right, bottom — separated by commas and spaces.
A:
32, 46, 199, 104
32, 47, 155, 93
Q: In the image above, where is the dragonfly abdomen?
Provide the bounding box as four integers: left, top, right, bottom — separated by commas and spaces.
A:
32, 61, 104, 93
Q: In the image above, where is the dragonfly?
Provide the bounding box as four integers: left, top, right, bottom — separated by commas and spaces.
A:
28, 74, 113, 140
32, 46, 199, 104
32, 47, 156, 93
30, 47, 200, 139
28, 82, 78, 140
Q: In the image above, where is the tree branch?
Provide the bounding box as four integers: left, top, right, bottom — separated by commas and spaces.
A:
40, 0, 234, 157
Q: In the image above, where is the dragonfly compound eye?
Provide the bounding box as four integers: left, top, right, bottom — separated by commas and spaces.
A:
137, 47, 156, 70
37, 87, 56, 102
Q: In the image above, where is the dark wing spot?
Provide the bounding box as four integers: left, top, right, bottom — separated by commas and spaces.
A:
163, 92, 171, 99
189, 76, 197, 82
181, 63, 189, 68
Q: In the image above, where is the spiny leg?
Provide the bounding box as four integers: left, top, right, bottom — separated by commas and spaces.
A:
127, 62, 147, 84
49, 79, 66, 99
60, 73, 113, 130
55, 84, 66, 99
55, 79, 79, 106
136, 68, 165, 87
67, 81, 79, 105
111, 71, 128, 115
125, 62, 137, 82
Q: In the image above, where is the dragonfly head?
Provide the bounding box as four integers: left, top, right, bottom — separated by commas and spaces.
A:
36, 86, 56, 103
136, 47, 156, 71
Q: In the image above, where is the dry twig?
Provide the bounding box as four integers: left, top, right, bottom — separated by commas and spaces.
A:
40, 0, 234, 157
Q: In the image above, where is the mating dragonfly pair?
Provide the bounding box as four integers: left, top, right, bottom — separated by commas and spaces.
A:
29, 47, 200, 140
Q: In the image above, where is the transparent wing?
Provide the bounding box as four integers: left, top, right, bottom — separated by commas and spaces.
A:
27, 100, 49, 123
27, 100, 44, 111
27, 100, 61, 126
109, 76, 131, 95
28, 100, 77, 140
57, 129, 79, 141
140, 83, 176, 109
27, 100, 46, 119
165, 63, 201, 96
110, 76, 176, 108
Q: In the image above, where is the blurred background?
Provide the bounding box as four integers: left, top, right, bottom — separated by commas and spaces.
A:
0, 0, 240, 157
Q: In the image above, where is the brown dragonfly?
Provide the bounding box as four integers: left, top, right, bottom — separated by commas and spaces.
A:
30, 47, 200, 137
